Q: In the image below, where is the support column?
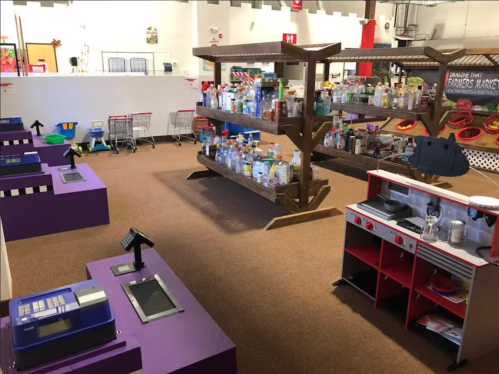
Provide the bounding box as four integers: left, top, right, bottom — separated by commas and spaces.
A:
300, 54, 317, 210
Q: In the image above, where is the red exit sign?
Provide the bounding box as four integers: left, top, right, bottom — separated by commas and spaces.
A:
283, 33, 297, 45
292, 0, 302, 10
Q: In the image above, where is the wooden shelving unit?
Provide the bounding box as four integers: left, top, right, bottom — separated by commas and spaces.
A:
313, 47, 499, 182
190, 42, 343, 229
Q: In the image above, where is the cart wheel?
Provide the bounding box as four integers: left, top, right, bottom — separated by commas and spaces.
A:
133, 148, 136, 153
178, 143, 182, 146
152, 144, 155, 149
194, 141, 197, 145
116, 150, 119, 154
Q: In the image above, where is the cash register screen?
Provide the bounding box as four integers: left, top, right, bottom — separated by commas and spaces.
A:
6, 158, 21, 164
39, 318, 72, 338
129, 279, 175, 317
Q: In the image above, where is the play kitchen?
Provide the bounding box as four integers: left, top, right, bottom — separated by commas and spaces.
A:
335, 169, 499, 371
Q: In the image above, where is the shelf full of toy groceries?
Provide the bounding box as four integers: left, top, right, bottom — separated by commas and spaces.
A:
199, 133, 326, 202
198, 76, 434, 135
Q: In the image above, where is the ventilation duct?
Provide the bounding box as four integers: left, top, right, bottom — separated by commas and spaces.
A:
316, 1, 325, 11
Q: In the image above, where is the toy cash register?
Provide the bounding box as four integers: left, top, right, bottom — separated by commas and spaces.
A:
0, 152, 42, 176
9, 279, 116, 370
0, 116, 23, 131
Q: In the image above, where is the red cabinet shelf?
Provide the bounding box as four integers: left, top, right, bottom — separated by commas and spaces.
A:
345, 245, 381, 269
414, 285, 467, 319
381, 265, 413, 288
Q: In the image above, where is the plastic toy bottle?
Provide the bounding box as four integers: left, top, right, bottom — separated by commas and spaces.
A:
324, 131, 333, 147
236, 153, 243, 174
243, 96, 250, 115
274, 143, 282, 158
255, 74, 263, 119
314, 91, 324, 116
216, 144, 223, 165
267, 142, 275, 158
291, 149, 301, 180
322, 89, 332, 115
211, 89, 218, 109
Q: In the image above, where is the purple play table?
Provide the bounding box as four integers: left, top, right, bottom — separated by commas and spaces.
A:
0, 319, 142, 374
1, 163, 109, 241
86, 248, 237, 374
1, 128, 70, 166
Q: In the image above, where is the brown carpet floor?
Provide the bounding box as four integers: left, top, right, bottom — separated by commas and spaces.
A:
6, 134, 499, 374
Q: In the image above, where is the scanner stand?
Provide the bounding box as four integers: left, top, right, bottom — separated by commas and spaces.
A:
111, 228, 154, 276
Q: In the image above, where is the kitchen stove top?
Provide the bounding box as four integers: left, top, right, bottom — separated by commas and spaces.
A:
357, 197, 412, 221
397, 219, 423, 235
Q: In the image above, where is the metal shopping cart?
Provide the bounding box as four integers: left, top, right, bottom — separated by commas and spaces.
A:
169, 110, 196, 146
129, 112, 155, 149
108, 116, 136, 154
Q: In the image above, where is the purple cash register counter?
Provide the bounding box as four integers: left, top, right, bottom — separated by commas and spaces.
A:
1, 163, 109, 242
0, 249, 237, 374
86, 249, 237, 374
1, 128, 70, 167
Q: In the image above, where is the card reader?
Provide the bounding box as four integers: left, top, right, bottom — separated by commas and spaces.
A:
9, 279, 116, 370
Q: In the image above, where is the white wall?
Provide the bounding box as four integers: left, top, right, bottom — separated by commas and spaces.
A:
0, 1, 196, 75
1, 218, 13, 301
0, 76, 199, 142
413, 1, 499, 48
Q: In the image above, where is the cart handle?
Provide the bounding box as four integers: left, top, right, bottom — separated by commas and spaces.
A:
92, 120, 105, 130
109, 115, 128, 119
131, 112, 152, 115
178, 110, 195, 113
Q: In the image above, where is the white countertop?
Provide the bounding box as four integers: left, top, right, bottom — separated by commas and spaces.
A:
347, 204, 489, 267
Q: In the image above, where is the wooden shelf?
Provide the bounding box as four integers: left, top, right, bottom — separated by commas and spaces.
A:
345, 245, 381, 269
414, 285, 467, 319
379, 114, 499, 154
196, 106, 302, 135
313, 144, 413, 176
197, 154, 328, 202
330, 102, 431, 121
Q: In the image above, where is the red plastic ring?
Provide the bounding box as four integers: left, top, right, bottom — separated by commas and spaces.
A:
495, 134, 499, 146
456, 127, 483, 141
396, 120, 418, 131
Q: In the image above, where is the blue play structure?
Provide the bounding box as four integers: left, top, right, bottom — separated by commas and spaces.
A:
87, 121, 111, 152
224, 122, 261, 141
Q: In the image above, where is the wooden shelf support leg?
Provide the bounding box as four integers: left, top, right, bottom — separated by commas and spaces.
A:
276, 193, 302, 214
279, 124, 305, 153
264, 207, 342, 231
308, 185, 331, 211
311, 121, 333, 148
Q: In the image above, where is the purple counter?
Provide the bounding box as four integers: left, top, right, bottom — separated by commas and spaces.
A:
86, 249, 237, 374
1, 163, 109, 241
1, 318, 142, 374
1, 129, 70, 166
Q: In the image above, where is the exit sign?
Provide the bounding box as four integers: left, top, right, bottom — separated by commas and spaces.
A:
291, 0, 303, 10
292, 0, 302, 10
283, 33, 297, 45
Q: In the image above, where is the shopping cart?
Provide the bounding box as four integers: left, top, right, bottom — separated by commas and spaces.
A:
129, 112, 155, 149
108, 116, 136, 154
169, 110, 196, 146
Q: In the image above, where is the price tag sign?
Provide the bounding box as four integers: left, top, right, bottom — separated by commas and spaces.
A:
292, 0, 302, 10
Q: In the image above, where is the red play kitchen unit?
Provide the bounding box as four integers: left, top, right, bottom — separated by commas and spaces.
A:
334, 170, 499, 372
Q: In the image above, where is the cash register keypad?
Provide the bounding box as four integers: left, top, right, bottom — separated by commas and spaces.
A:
19, 296, 64, 316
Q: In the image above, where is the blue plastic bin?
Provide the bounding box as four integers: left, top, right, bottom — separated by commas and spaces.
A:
56, 122, 78, 138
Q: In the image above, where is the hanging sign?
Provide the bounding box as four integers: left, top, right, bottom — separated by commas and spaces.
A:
410, 69, 499, 109
146, 27, 158, 44
283, 33, 297, 45
292, 0, 302, 10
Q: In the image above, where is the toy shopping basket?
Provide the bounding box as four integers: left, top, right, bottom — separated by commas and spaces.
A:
108, 116, 136, 154
169, 110, 195, 146
129, 112, 155, 149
